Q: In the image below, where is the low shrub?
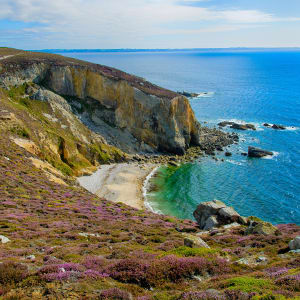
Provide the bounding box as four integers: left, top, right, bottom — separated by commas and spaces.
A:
166, 246, 218, 257
225, 276, 275, 293
98, 288, 131, 300
0, 262, 28, 285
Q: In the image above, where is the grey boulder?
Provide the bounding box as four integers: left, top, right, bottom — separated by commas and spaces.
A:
289, 236, 300, 250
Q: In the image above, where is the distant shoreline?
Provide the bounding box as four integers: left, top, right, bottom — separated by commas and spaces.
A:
32, 47, 300, 53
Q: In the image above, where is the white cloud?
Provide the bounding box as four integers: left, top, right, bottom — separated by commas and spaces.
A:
0, 0, 299, 48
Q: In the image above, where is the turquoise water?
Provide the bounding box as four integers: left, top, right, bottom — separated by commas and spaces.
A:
49, 49, 300, 225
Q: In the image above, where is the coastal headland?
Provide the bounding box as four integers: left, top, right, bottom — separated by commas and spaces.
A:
0, 48, 299, 299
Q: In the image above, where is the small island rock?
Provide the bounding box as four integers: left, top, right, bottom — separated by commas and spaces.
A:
248, 146, 273, 158
272, 124, 286, 130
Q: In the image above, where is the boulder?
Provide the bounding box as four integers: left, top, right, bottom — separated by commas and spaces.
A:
263, 123, 271, 127
245, 220, 278, 235
289, 236, 300, 250
0, 235, 10, 243
168, 161, 180, 167
272, 124, 286, 130
248, 146, 273, 158
225, 152, 232, 157
218, 121, 256, 131
218, 121, 235, 127
182, 233, 210, 248
193, 200, 246, 230
193, 200, 226, 229
231, 123, 256, 131
204, 215, 219, 230
219, 207, 241, 223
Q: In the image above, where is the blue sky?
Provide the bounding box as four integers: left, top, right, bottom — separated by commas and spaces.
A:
0, 0, 300, 49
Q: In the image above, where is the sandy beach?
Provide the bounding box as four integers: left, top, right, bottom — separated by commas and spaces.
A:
77, 163, 157, 210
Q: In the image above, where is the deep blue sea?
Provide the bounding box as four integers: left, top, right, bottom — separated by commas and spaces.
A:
50, 49, 300, 225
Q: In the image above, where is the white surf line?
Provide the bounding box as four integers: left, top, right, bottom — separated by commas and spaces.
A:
143, 166, 161, 213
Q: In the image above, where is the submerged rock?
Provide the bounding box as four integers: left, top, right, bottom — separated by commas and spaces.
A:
248, 146, 273, 158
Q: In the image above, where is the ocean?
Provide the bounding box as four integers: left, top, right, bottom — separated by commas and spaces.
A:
49, 49, 300, 225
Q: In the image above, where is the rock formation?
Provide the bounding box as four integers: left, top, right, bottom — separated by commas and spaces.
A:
193, 200, 247, 230
248, 146, 273, 158
218, 121, 256, 131
0, 49, 201, 155
289, 236, 300, 250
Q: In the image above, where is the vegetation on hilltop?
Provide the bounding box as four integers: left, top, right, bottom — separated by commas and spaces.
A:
0, 84, 127, 177
0, 48, 178, 100
0, 129, 299, 299
0, 48, 299, 299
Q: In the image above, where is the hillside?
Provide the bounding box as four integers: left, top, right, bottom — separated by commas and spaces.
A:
0, 48, 299, 299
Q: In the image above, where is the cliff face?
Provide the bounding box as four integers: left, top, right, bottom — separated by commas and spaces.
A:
45, 65, 200, 154
0, 50, 201, 154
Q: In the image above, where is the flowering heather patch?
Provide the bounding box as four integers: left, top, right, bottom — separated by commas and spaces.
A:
180, 290, 226, 300
265, 267, 290, 278
99, 288, 131, 300
275, 274, 300, 291
0, 130, 299, 298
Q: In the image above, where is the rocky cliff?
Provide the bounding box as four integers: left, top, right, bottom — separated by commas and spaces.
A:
0, 48, 200, 155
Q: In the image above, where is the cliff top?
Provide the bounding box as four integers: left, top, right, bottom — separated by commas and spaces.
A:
0, 47, 179, 100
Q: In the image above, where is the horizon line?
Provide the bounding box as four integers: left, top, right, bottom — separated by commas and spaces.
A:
32, 47, 300, 52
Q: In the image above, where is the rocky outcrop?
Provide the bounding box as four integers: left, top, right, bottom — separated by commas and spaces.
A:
248, 146, 273, 158
0, 50, 202, 155
193, 200, 280, 236
245, 219, 278, 235
182, 233, 210, 248
178, 91, 200, 98
193, 200, 247, 230
272, 124, 286, 130
218, 121, 256, 131
263, 123, 286, 130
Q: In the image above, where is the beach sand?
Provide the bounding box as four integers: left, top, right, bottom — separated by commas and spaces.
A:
77, 163, 157, 209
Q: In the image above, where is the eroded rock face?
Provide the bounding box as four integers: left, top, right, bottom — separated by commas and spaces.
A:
45, 66, 201, 154
1, 60, 201, 155
193, 200, 246, 230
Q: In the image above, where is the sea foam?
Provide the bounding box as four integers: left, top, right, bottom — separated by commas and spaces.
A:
143, 166, 163, 214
